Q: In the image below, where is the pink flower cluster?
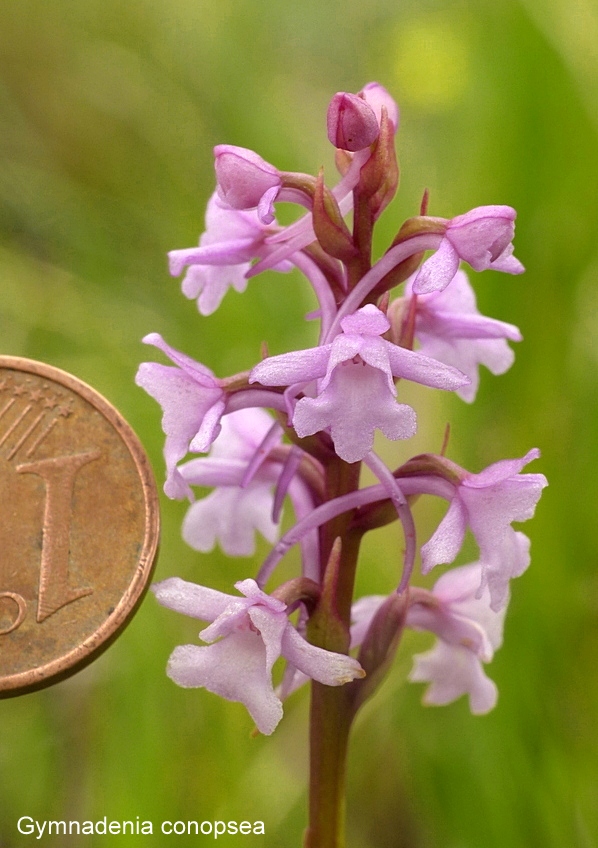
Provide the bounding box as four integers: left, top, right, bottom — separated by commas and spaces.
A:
138, 83, 546, 733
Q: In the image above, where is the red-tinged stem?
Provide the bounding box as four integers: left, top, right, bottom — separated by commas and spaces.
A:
303, 684, 352, 848
304, 457, 364, 848
347, 189, 373, 292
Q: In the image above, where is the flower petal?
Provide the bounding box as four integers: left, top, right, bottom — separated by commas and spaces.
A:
152, 577, 232, 621
410, 641, 498, 714
281, 625, 365, 685
421, 497, 468, 573
167, 634, 283, 735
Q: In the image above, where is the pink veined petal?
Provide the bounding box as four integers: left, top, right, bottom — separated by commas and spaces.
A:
359, 82, 400, 131
257, 183, 282, 224
168, 239, 256, 274
319, 327, 397, 395
135, 362, 223, 498
248, 606, 287, 674
350, 595, 386, 649
198, 597, 252, 642
181, 485, 279, 557
203, 191, 270, 241
292, 363, 417, 463
210, 406, 279, 461
464, 448, 541, 488
420, 497, 467, 573
214, 145, 281, 211
448, 204, 516, 228
166, 634, 284, 735
405, 270, 522, 403
321, 334, 365, 386
406, 605, 489, 659
327, 91, 380, 151
151, 577, 232, 621
421, 563, 505, 651
412, 238, 460, 295
490, 247, 524, 274
339, 303, 390, 336
447, 208, 516, 269
189, 397, 227, 454
480, 530, 530, 612
408, 565, 504, 661
141, 333, 218, 385
429, 561, 484, 603
409, 641, 498, 714
385, 342, 470, 391
181, 263, 250, 316
414, 335, 514, 403
351, 336, 396, 394
250, 345, 331, 387
421, 311, 522, 342
235, 578, 287, 612
136, 334, 225, 486
281, 624, 365, 685
463, 479, 544, 542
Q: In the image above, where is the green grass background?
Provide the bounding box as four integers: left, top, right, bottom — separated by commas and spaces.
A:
1, 0, 597, 845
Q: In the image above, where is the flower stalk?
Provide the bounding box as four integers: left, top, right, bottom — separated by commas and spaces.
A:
138, 82, 547, 847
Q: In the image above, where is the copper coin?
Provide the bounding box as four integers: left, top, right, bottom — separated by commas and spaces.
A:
0, 356, 159, 696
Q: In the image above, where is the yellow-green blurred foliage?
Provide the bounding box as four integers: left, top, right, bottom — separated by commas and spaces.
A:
1, 0, 597, 846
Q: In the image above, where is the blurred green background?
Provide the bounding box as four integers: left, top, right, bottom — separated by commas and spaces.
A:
1, 0, 597, 845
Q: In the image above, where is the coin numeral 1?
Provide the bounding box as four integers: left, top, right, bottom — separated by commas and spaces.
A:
17, 450, 101, 623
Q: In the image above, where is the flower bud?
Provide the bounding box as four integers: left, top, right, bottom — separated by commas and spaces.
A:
347, 591, 409, 714
327, 92, 380, 151
214, 145, 282, 223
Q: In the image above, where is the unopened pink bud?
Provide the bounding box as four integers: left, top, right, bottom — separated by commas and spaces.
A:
327, 92, 380, 151
214, 145, 282, 221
